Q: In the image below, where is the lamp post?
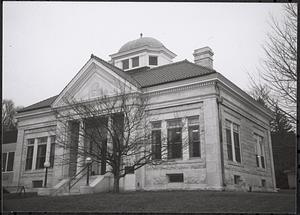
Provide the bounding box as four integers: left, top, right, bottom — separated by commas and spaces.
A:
86, 157, 92, 186
44, 161, 50, 188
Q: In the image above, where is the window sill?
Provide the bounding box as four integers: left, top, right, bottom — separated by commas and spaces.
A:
2, 171, 14, 173
24, 169, 54, 174
189, 157, 202, 160
227, 161, 244, 168
256, 167, 267, 172
166, 158, 205, 165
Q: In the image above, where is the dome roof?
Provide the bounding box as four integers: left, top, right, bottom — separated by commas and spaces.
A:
118, 37, 165, 53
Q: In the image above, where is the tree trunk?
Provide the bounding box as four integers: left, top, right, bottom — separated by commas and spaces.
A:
113, 174, 120, 193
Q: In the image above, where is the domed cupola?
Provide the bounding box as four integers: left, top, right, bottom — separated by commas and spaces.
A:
110, 34, 177, 71
118, 37, 165, 53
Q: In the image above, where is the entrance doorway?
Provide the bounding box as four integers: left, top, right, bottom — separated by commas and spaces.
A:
85, 117, 108, 176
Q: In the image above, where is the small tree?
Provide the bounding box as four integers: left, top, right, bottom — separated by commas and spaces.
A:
53, 87, 171, 193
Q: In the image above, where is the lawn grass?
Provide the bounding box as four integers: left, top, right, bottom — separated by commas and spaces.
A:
3, 189, 296, 213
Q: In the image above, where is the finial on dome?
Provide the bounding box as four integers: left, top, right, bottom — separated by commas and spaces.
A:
140, 33, 143, 38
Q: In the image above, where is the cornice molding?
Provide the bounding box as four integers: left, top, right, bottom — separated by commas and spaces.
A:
145, 79, 216, 96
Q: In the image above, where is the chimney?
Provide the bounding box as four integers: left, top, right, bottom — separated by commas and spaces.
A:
193, 46, 214, 69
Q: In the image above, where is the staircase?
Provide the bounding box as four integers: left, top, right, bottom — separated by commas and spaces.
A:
49, 161, 113, 196
66, 175, 99, 195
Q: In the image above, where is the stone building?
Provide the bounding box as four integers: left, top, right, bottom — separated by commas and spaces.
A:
13, 36, 276, 194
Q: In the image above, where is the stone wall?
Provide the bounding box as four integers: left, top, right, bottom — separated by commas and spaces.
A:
220, 88, 275, 192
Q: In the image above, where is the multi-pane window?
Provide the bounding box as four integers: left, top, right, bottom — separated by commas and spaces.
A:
36, 137, 47, 169
25, 139, 35, 170
2, 152, 15, 172
225, 120, 241, 163
167, 119, 182, 159
149, 56, 158, 65
50, 136, 56, 168
151, 121, 162, 160
188, 116, 200, 157
254, 134, 265, 168
131, 56, 139, 68
122, 59, 129, 70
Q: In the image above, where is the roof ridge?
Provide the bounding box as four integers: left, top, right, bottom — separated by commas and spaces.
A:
144, 59, 189, 73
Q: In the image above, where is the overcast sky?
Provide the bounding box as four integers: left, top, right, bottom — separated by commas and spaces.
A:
3, 2, 285, 107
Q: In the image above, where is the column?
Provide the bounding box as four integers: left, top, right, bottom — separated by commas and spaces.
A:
12, 129, 25, 186
76, 120, 85, 174
182, 118, 189, 161
267, 128, 277, 190
32, 138, 38, 170
161, 120, 168, 160
45, 136, 51, 163
106, 116, 112, 172
53, 121, 66, 181
203, 97, 223, 189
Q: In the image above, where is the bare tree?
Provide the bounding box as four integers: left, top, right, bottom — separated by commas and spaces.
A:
52, 87, 173, 193
2, 99, 23, 131
251, 3, 297, 124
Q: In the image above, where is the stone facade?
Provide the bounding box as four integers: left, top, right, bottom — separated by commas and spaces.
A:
13, 36, 276, 193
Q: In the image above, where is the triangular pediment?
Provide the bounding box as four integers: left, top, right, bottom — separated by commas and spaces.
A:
52, 57, 139, 108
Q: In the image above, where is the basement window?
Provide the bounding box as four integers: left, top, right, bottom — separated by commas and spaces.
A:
234, 175, 241, 184
32, 180, 43, 188
167, 173, 184, 183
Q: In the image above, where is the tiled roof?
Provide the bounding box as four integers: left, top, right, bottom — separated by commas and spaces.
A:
91, 54, 141, 88
18, 95, 58, 113
130, 60, 216, 87
3, 129, 18, 144
19, 58, 215, 113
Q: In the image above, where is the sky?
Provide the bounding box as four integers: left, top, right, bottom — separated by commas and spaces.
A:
3, 2, 285, 107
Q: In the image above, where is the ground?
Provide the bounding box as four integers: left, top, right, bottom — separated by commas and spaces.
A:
3, 190, 295, 213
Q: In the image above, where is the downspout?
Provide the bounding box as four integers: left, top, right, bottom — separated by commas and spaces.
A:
215, 81, 226, 189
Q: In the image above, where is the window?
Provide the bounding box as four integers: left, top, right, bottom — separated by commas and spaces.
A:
25, 139, 35, 170
167, 173, 184, 183
225, 120, 241, 163
167, 119, 182, 159
2, 152, 15, 172
50, 136, 56, 168
35, 137, 47, 169
122, 59, 129, 70
254, 134, 265, 168
6, 152, 15, 171
2, 153, 7, 172
188, 116, 200, 157
234, 175, 241, 184
151, 121, 161, 160
149, 56, 158, 65
261, 179, 266, 187
131, 56, 139, 68
125, 166, 134, 174
32, 180, 43, 188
